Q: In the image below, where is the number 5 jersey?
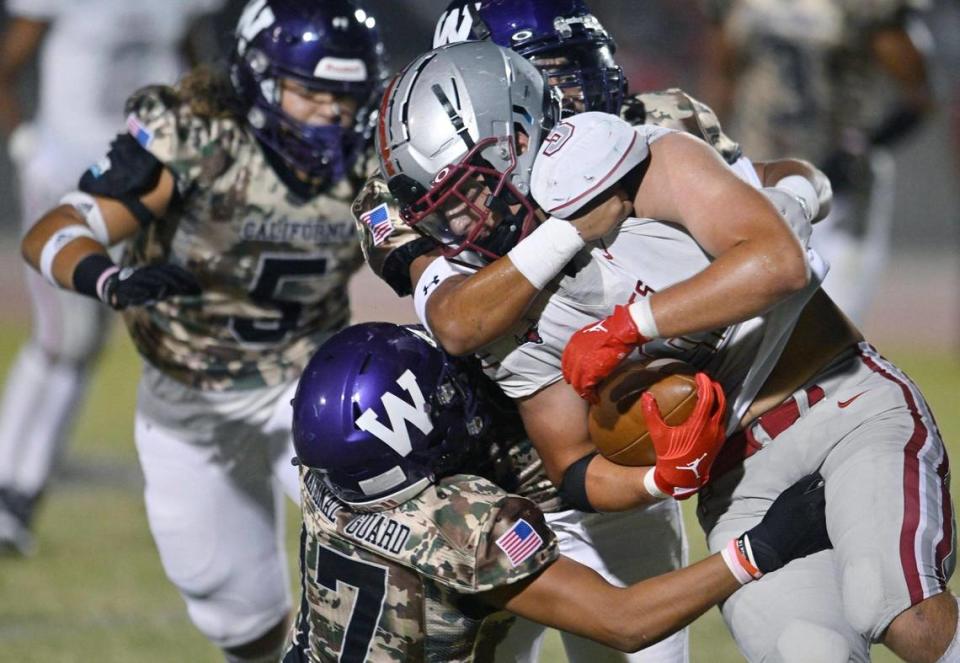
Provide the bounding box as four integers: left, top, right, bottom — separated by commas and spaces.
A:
80, 83, 368, 391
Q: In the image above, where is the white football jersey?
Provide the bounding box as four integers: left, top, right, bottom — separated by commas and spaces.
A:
8, 0, 222, 165
422, 125, 826, 433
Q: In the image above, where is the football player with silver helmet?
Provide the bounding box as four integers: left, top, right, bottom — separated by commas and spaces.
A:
374, 40, 957, 663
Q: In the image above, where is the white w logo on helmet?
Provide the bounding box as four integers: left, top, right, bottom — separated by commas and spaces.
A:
236, 0, 275, 53
355, 370, 435, 456
432, 3, 481, 47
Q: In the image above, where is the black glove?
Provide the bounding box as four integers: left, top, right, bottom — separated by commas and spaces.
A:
743, 471, 831, 575
101, 264, 201, 310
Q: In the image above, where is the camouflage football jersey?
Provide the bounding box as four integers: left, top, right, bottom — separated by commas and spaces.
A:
115, 86, 365, 391
702, 0, 928, 163
287, 469, 559, 663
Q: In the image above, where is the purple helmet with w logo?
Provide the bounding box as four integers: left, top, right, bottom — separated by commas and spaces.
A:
231, 0, 384, 185
433, 0, 626, 114
292, 323, 489, 511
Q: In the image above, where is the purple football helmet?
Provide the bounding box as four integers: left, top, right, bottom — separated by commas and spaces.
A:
433, 0, 627, 114
231, 0, 384, 184
292, 323, 489, 510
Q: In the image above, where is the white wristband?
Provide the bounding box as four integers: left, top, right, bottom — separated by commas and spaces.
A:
60, 191, 110, 244
39, 225, 96, 286
642, 468, 669, 500
507, 217, 585, 289
627, 297, 660, 339
413, 257, 467, 334
775, 175, 819, 222
721, 537, 761, 585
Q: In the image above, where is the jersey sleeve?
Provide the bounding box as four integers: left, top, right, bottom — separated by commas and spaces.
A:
473, 495, 558, 591
400, 477, 558, 594
120, 84, 219, 197
351, 175, 439, 296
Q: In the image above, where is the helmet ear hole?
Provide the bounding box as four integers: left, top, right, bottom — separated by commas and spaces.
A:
388, 174, 429, 207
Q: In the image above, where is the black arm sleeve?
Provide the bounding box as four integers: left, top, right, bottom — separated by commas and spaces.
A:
78, 133, 165, 226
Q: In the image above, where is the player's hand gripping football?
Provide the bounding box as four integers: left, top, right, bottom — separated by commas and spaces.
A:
562, 305, 648, 402
723, 472, 831, 583
643, 372, 726, 500
100, 264, 201, 310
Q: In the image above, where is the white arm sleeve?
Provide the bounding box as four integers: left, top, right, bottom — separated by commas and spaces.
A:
412, 257, 473, 333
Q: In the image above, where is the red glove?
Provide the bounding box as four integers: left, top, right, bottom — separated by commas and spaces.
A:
642, 372, 727, 500
562, 305, 649, 403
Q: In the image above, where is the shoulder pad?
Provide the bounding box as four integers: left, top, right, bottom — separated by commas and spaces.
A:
624, 89, 742, 165
353, 175, 438, 296
124, 84, 237, 193
411, 477, 557, 593
301, 473, 557, 594
531, 112, 650, 219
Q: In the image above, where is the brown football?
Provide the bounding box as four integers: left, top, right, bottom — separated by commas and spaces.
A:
588, 358, 699, 466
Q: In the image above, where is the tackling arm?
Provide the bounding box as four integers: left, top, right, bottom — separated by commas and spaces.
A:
415, 194, 633, 356
481, 470, 829, 652
485, 553, 740, 652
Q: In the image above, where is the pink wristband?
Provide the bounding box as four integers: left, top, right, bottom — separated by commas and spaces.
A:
721, 537, 762, 585
96, 266, 121, 302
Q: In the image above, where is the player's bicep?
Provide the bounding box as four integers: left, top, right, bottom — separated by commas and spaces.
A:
639, 133, 795, 258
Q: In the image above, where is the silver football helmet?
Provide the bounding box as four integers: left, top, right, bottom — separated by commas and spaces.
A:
377, 40, 561, 259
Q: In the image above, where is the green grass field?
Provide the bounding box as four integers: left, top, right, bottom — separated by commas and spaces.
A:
0, 321, 957, 662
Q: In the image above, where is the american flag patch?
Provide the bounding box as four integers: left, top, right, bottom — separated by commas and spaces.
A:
126, 114, 154, 148
361, 203, 394, 246
494, 518, 543, 567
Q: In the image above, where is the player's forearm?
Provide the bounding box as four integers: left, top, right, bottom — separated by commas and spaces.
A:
497, 553, 740, 653
584, 457, 661, 512
22, 205, 110, 289
647, 235, 809, 340
613, 554, 741, 651
755, 159, 832, 222
425, 259, 539, 355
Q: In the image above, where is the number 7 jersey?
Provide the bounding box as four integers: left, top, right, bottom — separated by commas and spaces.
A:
288, 469, 558, 663
91, 85, 366, 391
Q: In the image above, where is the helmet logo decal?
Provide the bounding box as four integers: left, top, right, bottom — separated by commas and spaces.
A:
236, 0, 274, 52
355, 370, 434, 456
511, 30, 534, 42
432, 166, 453, 185
433, 3, 481, 47
314, 57, 368, 82
542, 121, 576, 157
